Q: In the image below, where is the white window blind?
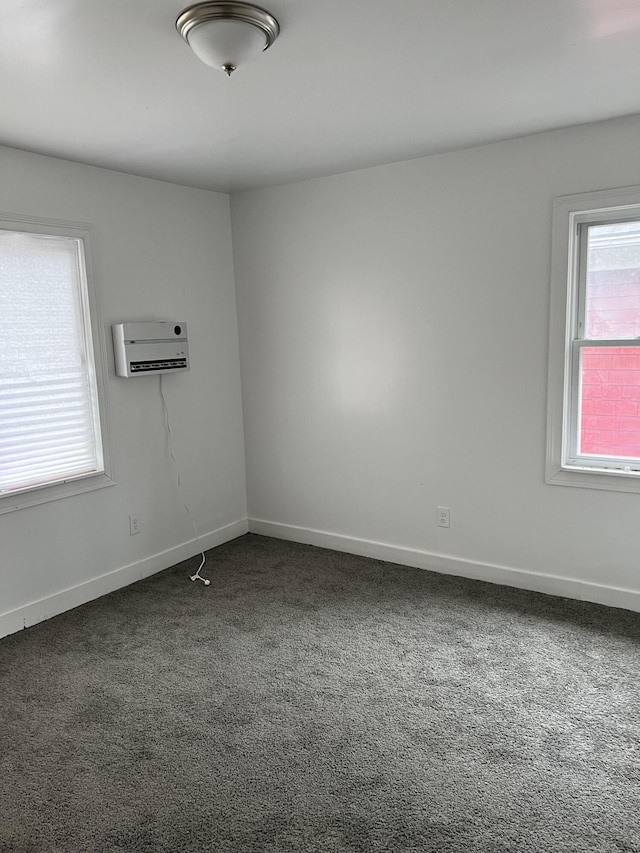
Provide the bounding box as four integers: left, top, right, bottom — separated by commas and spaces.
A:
0, 229, 104, 497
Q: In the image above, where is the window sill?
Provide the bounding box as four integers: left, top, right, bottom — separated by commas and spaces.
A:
546, 463, 640, 493
0, 471, 115, 514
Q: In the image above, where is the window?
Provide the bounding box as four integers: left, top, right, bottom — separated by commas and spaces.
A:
0, 215, 113, 512
547, 186, 640, 491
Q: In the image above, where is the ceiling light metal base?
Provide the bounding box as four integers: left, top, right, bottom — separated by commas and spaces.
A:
176, 2, 280, 52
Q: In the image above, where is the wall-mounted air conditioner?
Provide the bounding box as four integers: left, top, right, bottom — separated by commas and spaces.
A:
112, 322, 190, 377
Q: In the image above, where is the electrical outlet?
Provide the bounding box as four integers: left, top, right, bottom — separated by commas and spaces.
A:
129, 513, 141, 535
437, 506, 450, 528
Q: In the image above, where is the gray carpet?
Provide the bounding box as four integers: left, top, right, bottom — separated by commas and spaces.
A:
1, 534, 639, 853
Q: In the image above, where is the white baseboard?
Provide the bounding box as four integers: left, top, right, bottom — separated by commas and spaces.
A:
248, 518, 640, 614
0, 518, 249, 639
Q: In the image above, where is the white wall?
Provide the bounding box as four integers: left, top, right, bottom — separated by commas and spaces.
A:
0, 146, 247, 636
4, 114, 640, 633
231, 115, 640, 612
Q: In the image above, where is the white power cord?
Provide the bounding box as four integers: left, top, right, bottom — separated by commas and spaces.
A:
159, 374, 210, 586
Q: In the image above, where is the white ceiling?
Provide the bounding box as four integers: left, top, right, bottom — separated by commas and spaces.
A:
3, 0, 640, 193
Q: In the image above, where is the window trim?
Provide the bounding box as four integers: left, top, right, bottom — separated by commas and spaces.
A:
546, 185, 640, 492
0, 213, 115, 513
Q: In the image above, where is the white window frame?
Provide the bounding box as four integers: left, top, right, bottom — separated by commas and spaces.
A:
0, 213, 114, 513
546, 185, 640, 492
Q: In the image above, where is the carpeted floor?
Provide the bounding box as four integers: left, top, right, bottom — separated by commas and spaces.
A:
1, 533, 639, 852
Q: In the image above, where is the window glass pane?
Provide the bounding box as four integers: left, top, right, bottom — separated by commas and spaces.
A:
0, 230, 103, 495
585, 221, 640, 339
579, 346, 640, 459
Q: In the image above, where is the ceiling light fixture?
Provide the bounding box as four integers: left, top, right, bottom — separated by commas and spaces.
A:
176, 1, 280, 76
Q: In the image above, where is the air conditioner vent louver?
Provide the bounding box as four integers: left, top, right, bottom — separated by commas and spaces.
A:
130, 359, 188, 373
